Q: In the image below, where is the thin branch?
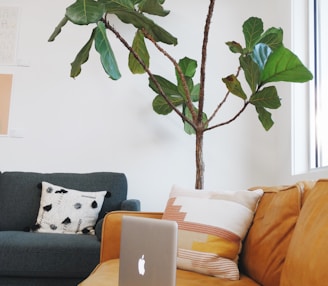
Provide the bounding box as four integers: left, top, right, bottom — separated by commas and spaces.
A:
207, 66, 242, 124
207, 89, 231, 123
204, 101, 250, 132
102, 16, 197, 130
198, 0, 216, 125
141, 29, 198, 124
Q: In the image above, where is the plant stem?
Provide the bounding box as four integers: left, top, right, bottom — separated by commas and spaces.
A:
207, 66, 242, 125
198, 0, 216, 124
205, 101, 250, 131
195, 130, 204, 189
194, 0, 216, 189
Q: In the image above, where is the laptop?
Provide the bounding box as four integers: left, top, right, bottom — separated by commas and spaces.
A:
119, 216, 178, 286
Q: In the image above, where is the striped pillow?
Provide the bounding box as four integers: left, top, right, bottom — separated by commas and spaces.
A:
162, 185, 263, 280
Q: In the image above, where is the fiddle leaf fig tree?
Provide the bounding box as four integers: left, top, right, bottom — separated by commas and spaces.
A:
49, 0, 313, 189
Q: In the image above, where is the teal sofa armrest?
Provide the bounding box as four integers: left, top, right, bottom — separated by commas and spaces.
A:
121, 199, 141, 211
95, 199, 140, 240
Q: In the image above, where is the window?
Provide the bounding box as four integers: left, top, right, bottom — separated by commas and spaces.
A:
291, 0, 313, 175
311, 0, 328, 168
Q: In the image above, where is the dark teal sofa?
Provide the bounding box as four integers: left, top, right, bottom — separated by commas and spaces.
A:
0, 171, 140, 286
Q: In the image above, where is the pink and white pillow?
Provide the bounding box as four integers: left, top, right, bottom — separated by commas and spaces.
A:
162, 185, 263, 280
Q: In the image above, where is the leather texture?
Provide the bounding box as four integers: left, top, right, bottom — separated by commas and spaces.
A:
79, 180, 327, 286
241, 184, 302, 286
80, 257, 260, 286
280, 179, 328, 285
100, 211, 163, 262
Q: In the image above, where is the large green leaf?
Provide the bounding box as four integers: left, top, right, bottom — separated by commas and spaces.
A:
133, 0, 143, 5
239, 55, 260, 93
103, 3, 177, 45
258, 27, 283, 51
152, 94, 184, 115
148, 75, 179, 95
178, 57, 197, 78
191, 83, 200, 102
183, 106, 196, 135
99, 0, 134, 9
70, 28, 96, 78
66, 0, 104, 25
138, 0, 170, 16
177, 77, 194, 100
256, 106, 274, 131
148, 21, 178, 45
243, 17, 263, 51
129, 30, 150, 74
250, 86, 281, 109
175, 57, 197, 99
48, 17, 69, 42
261, 46, 313, 84
222, 75, 247, 100
95, 22, 121, 80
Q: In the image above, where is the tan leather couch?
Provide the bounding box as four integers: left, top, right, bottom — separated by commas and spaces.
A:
79, 179, 328, 286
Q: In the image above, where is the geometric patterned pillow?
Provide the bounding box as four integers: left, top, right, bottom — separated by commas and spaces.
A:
33, 182, 107, 235
162, 185, 263, 280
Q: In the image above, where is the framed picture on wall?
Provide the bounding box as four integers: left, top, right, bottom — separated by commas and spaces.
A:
0, 6, 20, 65
0, 73, 13, 135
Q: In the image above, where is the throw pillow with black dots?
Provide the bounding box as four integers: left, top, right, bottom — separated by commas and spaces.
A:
32, 182, 108, 235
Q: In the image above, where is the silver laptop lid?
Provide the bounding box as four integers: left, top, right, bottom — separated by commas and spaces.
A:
119, 216, 178, 286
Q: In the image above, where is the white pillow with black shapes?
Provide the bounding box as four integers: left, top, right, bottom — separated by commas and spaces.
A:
34, 181, 107, 235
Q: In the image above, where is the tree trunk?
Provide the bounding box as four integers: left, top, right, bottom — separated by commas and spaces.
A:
195, 130, 205, 189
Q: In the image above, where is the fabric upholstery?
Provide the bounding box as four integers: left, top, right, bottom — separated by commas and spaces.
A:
121, 199, 141, 211
0, 172, 128, 231
0, 277, 82, 286
241, 184, 303, 286
0, 171, 139, 285
280, 179, 328, 285
95, 199, 141, 241
0, 231, 100, 277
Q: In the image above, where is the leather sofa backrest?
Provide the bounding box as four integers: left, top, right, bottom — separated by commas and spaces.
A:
280, 179, 328, 285
0, 172, 127, 231
240, 184, 303, 286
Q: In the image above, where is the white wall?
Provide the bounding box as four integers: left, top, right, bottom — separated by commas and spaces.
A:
1, 0, 327, 211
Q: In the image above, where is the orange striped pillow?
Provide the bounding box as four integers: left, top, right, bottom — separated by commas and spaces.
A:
162, 185, 263, 280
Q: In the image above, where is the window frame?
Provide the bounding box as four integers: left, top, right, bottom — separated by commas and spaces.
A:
311, 0, 328, 168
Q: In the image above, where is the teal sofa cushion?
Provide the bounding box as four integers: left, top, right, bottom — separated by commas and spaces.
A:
0, 172, 128, 231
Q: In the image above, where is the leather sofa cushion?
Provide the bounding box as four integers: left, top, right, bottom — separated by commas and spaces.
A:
299, 180, 316, 206
241, 184, 303, 286
79, 259, 260, 286
280, 179, 328, 285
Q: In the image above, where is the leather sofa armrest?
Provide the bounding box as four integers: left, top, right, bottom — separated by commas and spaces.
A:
99, 211, 163, 263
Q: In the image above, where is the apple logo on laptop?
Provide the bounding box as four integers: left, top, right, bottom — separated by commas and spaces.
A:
138, 254, 146, 276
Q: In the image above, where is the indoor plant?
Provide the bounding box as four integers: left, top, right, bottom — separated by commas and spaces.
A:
49, 0, 313, 189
